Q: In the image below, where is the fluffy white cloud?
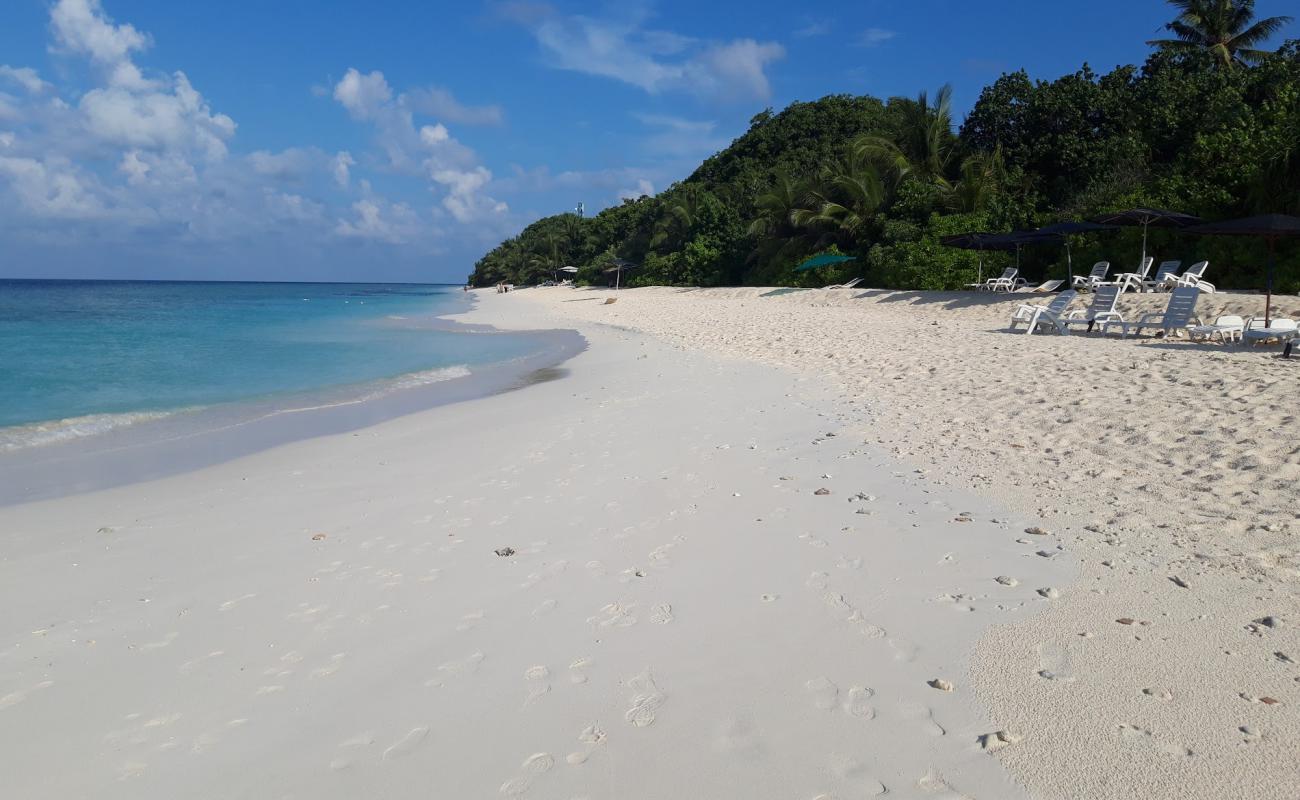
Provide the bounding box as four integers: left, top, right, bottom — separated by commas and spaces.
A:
617, 178, 655, 201
79, 72, 235, 161
510, 9, 785, 101
331, 151, 354, 187
333, 68, 393, 121
334, 183, 423, 243
858, 28, 897, 47
49, 0, 152, 89
331, 68, 508, 225
0, 155, 107, 219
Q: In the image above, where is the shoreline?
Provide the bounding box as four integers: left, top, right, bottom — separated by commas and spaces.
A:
0, 307, 585, 507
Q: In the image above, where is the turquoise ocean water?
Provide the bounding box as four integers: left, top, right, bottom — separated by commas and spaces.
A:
0, 280, 549, 451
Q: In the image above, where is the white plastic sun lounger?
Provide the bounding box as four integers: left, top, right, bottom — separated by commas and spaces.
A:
1101, 287, 1201, 338
1242, 318, 1299, 345
1008, 290, 1078, 334
823, 277, 863, 290
1138, 261, 1181, 293
1071, 261, 1111, 290
1106, 257, 1155, 293
1060, 284, 1123, 332
1188, 315, 1245, 343
1158, 260, 1214, 293
1018, 279, 1065, 293
977, 268, 1026, 293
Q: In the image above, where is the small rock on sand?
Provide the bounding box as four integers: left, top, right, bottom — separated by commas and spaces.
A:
814, 488, 831, 496
1037, 587, 1060, 599
494, 547, 516, 557
1025, 526, 1050, 536
927, 679, 954, 692
995, 576, 1019, 587
976, 730, 1023, 752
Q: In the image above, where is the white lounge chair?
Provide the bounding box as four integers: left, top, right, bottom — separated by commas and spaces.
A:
1008, 290, 1079, 334
1018, 279, 1065, 293
1101, 287, 1201, 338
1243, 318, 1298, 346
1188, 315, 1245, 343
1106, 257, 1156, 293
1138, 261, 1181, 293
977, 268, 1026, 293
1158, 260, 1214, 293
1060, 285, 1123, 332
1071, 261, 1111, 290
823, 277, 864, 290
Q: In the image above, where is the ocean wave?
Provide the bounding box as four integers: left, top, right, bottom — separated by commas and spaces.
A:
0, 410, 176, 452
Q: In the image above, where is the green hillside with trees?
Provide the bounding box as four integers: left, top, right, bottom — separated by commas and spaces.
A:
469, 1, 1298, 291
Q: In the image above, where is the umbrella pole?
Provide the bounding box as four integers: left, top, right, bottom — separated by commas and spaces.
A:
1141, 222, 1149, 270
1066, 240, 1073, 284
978, 253, 984, 284
1266, 237, 1275, 327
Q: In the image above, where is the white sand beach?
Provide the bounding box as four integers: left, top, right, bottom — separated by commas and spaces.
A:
1, 287, 1296, 799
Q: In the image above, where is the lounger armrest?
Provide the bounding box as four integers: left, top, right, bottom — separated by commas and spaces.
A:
1092, 311, 1123, 323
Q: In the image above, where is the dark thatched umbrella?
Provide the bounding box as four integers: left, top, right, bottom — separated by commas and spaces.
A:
1091, 208, 1202, 270
1183, 214, 1300, 327
1028, 221, 1116, 284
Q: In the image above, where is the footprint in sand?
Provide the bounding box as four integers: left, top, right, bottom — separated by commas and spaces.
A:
0, 680, 54, 711
624, 669, 665, 727
1118, 724, 1193, 757
844, 687, 876, 718
565, 724, 607, 765
427, 651, 485, 687
457, 611, 485, 631
382, 726, 430, 760
917, 768, 970, 797
310, 653, 347, 679
829, 756, 888, 796
531, 599, 557, 617
500, 753, 555, 796
588, 602, 637, 629
569, 657, 593, 685
900, 702, 946, 737
807, 572, 830, 590
1036, 642, 1078, 682
524, 666, 551, 706
805, 677, 840, 711
650, 603, 674, 625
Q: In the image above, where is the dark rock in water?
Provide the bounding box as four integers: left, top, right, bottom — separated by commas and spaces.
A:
494, 547, 515, 557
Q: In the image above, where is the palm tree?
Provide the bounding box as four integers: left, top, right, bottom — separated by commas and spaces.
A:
790, 155, 886, 248
747, 172, 812, 266
950, 146, 1007, 213
854, 84, 957, 191
650, 187, 703, 251
1147, 0, 1293, 68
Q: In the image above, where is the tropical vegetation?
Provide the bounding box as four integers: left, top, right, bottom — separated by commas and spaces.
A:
470, 3, 1298, 292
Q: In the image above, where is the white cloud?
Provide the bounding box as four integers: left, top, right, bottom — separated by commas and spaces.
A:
331, 150, 354, 187
79, 72, 235, 162
858, 28, 897, 47
617, 178, 654, 201
0, 155, 107, 219
0, 66, 52, 94
335, 184, 422, 243
49, 0, 152, 89
404, 86, 504, 126
333, 68, 393, 121
510, 10, 784, 101
332, 68, 509, 225
633, 112, 727, 157
247, 147, 315, 181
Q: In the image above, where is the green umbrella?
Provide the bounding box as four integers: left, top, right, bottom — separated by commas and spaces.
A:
796, 254, 857, 272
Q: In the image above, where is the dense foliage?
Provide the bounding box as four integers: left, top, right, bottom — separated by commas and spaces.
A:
471, 11, 1299, 292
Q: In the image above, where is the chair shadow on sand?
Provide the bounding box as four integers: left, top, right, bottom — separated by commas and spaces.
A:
851, 289, 1033, 311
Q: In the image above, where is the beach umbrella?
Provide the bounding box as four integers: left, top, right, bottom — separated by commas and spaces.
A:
940, 232, 1031, 283
559, 266, 579, 273
1183, 214, 1300, 327
1028, 221, 1116, 284
795, 254, 857, 272
602, 258, 639, 289
1091, 208, 1202, 270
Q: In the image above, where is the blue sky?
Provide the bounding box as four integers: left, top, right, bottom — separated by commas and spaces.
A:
0, 0, 1293, 283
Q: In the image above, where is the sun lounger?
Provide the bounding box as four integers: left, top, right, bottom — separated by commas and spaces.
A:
1243, 318, 1298, 346
823, 277, 864, 290
1158, 260, 1214, 293
1188, 314, 1245, 343
1106, 257, 1156, 293
1138, 261, 1181, 293
1101, 286, 1201, 338
973, 268, 1026, 293
1071, 262, 1110, 290
1018, 280, 1065, 293
1060, 285, 1123, 332
1008, 290, 1079, 334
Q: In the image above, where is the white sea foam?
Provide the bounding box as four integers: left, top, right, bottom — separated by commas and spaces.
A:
0, 411, 176, 452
